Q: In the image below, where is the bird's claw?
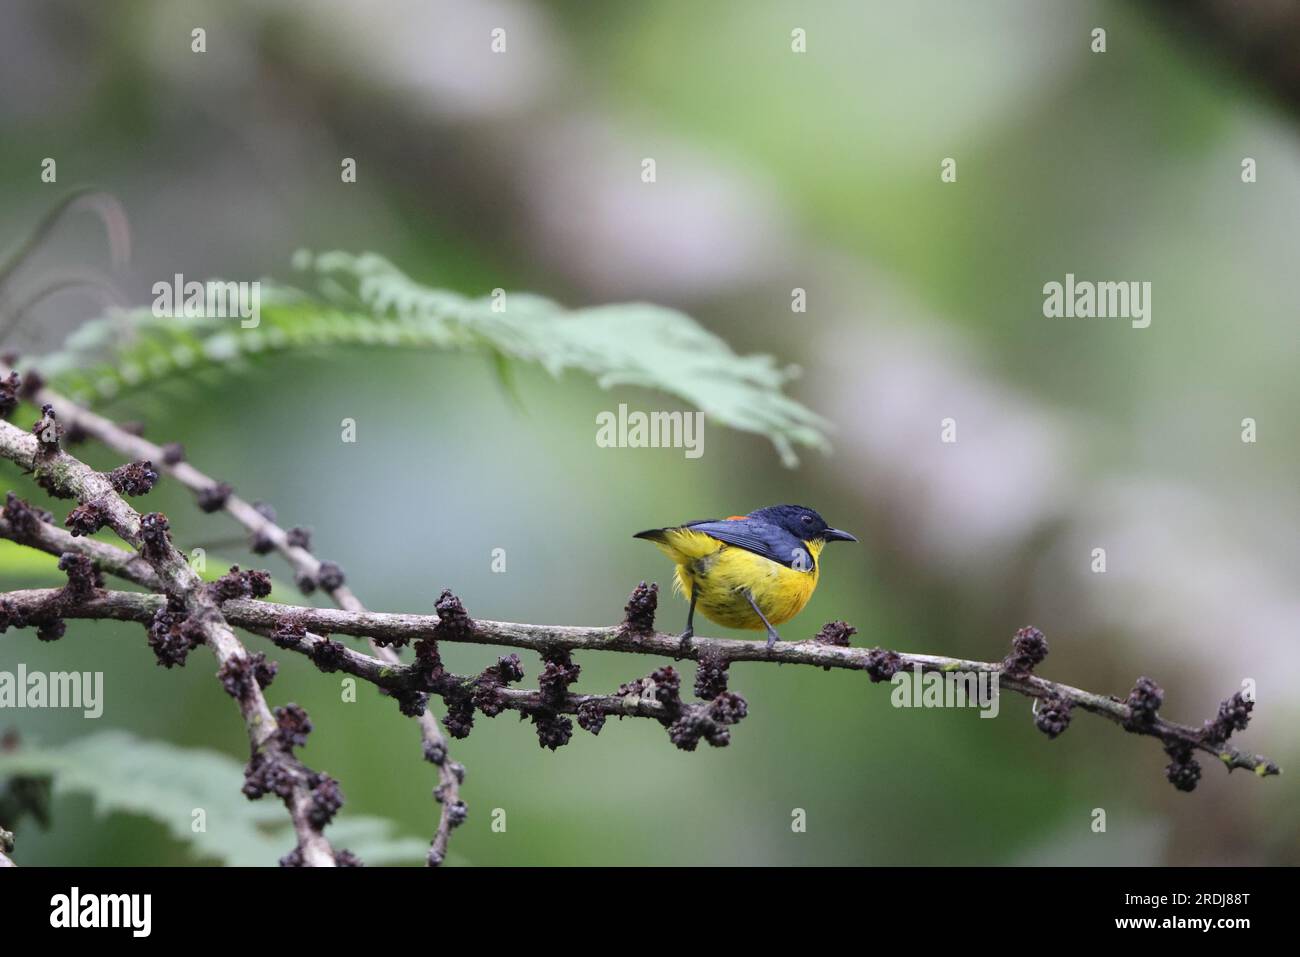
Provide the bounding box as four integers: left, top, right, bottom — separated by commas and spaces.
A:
765, 629, 780, 651
676, 627, 694, 657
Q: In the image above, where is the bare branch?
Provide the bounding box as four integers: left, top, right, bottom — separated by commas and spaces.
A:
1, 507, 162, 590
0, 583, 1280, 784
0, 417, 338, 865
2, 363, 463, 865
0, 586, 713, 727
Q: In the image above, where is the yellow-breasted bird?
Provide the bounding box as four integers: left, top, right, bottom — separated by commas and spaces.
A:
634, 504, 857, 649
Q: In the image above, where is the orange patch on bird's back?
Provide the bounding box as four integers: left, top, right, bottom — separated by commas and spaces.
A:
725, 515, 746, 520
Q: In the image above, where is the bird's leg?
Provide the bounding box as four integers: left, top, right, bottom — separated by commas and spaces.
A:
677, 591, 698, 655
744, 592, 782, 650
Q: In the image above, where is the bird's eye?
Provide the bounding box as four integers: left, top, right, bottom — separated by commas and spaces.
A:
802, 514, 813, 524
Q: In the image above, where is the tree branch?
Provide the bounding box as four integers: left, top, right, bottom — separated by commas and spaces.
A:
0, 416, 339, 865
0, 582, 1281, 784
1, 506, 723, 742
1, 509, 162, 590
1, 587, 710, 726
2, 362, 463, 865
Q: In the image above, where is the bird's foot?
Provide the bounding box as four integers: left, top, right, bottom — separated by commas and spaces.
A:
765, 628, 781, 651
676, 627, 694, 657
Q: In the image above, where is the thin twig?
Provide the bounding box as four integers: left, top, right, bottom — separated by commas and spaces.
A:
1, 587, 693, 725
1, 363, 463, 865
0, 189, 130, 343
0, 417, 338, 865
0, 514, 696, 739
1, 512, 162, 589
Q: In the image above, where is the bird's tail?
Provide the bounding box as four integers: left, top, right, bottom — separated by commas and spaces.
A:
633, 526, 723, 563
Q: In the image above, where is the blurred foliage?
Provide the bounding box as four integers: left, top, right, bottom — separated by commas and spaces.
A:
31, 250, 830, 465
0, 731, 427, 865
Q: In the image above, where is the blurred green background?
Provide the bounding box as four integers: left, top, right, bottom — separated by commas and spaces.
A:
1, 0, 1296, 865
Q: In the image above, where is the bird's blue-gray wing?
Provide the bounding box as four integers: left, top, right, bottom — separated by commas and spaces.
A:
686, 520, 812, 570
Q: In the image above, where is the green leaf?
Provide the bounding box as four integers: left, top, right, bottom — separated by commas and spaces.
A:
0, 731, 427, 866
32, 251, 831, 465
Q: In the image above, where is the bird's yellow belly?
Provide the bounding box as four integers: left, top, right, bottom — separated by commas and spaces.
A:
676, 545, 820, 630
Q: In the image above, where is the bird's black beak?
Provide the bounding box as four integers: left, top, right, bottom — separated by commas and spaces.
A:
823, 528, 858, 543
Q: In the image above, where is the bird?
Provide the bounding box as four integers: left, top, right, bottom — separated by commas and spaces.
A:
634, 504, 857, 650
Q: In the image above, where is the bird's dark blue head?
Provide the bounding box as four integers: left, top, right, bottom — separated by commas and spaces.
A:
749, 505, 857, 543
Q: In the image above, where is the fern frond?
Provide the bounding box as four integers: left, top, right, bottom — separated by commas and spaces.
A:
33, 251, 831, 465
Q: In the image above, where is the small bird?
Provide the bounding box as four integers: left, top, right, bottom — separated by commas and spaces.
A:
634, 504, 857, 649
